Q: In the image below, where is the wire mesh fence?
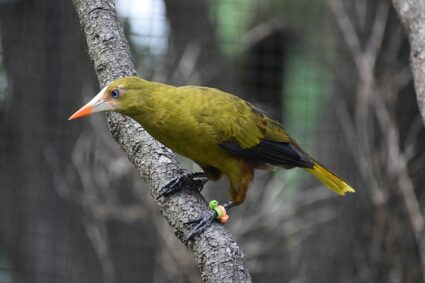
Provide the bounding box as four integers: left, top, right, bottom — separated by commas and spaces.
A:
0, 0, 424, 282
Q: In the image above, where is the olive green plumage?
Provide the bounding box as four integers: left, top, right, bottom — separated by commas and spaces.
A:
106, 76, 355, 203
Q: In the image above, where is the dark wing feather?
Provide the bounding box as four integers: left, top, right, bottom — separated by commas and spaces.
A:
220, 139, 314, 169
196, 88, 311, 168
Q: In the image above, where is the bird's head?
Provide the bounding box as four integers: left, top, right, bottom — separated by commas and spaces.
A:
68, 76, 152, 120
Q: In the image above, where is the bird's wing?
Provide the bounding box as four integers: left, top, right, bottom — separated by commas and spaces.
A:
198, 88, 313, 168
220, 139, 313, 168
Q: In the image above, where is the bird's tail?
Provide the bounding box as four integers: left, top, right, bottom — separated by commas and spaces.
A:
304, 161, 355, 196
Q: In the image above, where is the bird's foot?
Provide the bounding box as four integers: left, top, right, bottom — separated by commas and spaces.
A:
186, 209, 217, 243
157, 172, 208, 199
186, 200, 235, 242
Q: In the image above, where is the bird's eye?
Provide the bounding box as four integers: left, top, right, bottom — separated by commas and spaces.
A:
111, 89, 120, 99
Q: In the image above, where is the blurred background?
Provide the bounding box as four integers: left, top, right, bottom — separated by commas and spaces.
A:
0, 0, 424, 282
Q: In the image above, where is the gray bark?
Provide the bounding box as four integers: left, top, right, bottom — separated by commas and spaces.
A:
392, 0, 425, 126
71, 0, 251, 282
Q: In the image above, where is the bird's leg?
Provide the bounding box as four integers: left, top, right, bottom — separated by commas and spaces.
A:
157, 172, 208, 199
186, 200, 235, 242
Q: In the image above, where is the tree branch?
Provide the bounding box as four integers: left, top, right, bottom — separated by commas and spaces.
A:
391, 0, 425, 126
71, 0, 251, 282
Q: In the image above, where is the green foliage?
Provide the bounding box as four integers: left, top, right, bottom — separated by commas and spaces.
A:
209, 0, 255, 54
0, 41, 7, 111
284, 45, 333, 149
0, 249, 16, 283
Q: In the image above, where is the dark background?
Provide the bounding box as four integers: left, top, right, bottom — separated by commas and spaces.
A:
0, 0, 424, 282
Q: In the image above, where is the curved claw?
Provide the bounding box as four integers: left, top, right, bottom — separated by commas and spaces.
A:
185, 210, 217, 243
157, 172, 208, 199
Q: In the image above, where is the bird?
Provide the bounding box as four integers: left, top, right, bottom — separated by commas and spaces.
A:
69, 76, 355, 240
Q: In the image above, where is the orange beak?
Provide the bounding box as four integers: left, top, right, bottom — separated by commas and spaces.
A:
68, 86, 113, 120
68, 104, 93, 120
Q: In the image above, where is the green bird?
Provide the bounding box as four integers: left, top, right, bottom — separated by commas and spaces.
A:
69, 76, 355, 240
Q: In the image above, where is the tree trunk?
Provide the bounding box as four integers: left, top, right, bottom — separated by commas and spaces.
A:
392, 0, 425, 127
71, 0, 251, 282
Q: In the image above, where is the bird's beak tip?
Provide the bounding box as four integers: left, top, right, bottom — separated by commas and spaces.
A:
67, 114, 78, 121
68, 104, 93, 121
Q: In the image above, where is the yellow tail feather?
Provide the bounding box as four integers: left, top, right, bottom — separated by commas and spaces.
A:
304, 161, 355, 196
